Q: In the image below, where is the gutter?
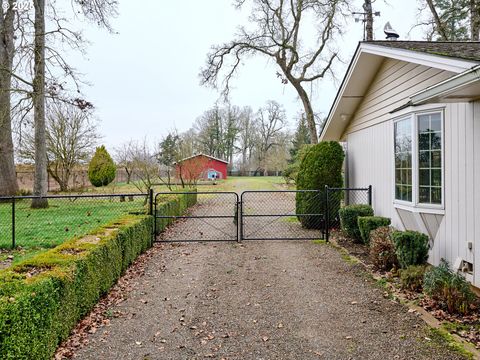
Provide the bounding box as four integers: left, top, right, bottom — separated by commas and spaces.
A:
411, 64, 480, 105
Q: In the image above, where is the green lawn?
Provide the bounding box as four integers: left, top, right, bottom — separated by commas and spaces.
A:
0, 197, 146, 250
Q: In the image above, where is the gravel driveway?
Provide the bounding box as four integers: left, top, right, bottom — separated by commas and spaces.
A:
70, 183, 467, 359
73, 240, 466, 359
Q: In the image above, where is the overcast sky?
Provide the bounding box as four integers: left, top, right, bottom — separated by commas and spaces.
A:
70, 0, 425, 150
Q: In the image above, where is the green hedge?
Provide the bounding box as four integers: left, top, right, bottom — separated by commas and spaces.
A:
296, 142, 344, 229
0, 191, 196, 359
154, 191, 197, 234
338, 204, 374, 241
357, 216, 391, 244
392, 230, 430, 268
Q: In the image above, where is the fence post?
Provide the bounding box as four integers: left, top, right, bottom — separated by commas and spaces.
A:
149, 188, 154, 216
368, 185, 372, 206
325, 186, 329, 242
11, 197, 15, 249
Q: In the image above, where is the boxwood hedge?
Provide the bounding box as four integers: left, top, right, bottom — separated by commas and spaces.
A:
0, 191, 195, 359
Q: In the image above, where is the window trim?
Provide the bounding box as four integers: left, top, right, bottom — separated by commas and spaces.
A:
393, 116, 413, 205
392, 108, 445, 211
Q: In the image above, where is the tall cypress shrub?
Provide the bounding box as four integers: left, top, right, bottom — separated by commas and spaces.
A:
296, 141, 344, 229
88, 145, 116, 187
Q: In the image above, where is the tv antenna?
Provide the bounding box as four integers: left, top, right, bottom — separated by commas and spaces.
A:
352, 5, 381, 41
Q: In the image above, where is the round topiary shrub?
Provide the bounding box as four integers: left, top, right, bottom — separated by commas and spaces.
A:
88, 145, 116, 187
392, 230, 429, 268
296, 141, 344, 229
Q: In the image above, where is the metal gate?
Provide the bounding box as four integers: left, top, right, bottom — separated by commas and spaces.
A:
154, 191, 239, 242
153, 187, 371, 243
240, 190, 324, 241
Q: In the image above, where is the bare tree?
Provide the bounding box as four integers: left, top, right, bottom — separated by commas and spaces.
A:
236, 106, 256, 175
253, 100, 286, 175
114, 140, 137, 184
129, 139, 161, 195
0, 0, 18, 196
31, 0, 48, 207
19, 102, 100, 191
419, 0, 480, 40
200, 0, 347, 144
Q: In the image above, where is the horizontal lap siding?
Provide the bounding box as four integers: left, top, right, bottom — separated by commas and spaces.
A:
345, 59, 454, 135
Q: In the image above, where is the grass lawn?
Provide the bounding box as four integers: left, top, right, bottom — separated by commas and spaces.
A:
0, 196, 146, 265
0, 176, 289, 266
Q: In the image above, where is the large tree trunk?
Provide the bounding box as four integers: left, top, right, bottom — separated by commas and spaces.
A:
31, 0, 48, 208
471, 0, 480, 40
363, 0, 374, 41
0, 1, 18, 196
294, 83, 318, 144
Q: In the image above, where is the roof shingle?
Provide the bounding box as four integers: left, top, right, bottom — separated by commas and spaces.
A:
363, 40, 480, 62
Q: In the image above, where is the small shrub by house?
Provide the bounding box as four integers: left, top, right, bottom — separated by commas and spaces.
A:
338, 204, 373, 241
400, 265, 428, 292
357, 216, 391, 244
423, 259, 476, 315
369, 226, 398, 271
392, 230, 429, 268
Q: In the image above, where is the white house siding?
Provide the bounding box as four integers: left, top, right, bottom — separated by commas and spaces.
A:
343, 57, 480, 286
344, 58, 455, 136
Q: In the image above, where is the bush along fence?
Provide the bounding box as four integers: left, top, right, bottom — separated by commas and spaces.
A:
0, 190, 196, 359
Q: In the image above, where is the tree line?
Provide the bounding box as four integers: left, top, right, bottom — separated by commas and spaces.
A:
115, 100, 311, 189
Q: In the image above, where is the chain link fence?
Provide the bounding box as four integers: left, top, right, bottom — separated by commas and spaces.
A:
0, 193, 149, 249
325, 186, 372, 241
241, 190, 324, 240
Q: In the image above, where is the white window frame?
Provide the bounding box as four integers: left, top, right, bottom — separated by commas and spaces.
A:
392, 107, 445, 213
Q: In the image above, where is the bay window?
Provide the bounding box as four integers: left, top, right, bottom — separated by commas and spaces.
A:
393, 111, 443, 207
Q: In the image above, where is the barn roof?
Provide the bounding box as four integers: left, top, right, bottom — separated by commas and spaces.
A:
175, 153, 229, 164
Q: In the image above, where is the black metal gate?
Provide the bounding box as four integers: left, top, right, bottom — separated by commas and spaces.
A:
154, 191, 239, 242
240, 190, 324, 241
153, 186, 372, 243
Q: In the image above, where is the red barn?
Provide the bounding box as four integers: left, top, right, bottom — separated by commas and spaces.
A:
175, 154, 228, 181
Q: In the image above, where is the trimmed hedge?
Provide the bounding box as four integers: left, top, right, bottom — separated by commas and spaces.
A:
0, 191, 195, 359
154, 191, 197, 234
338, 204, 374, 241
392, 230, 430, 268
296, 142, 344, 229
357, 216, 391, 244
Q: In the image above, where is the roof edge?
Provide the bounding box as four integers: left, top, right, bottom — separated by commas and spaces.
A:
175, 153, 229, 165
320, 42, 478, 142
411, 64, 480, 105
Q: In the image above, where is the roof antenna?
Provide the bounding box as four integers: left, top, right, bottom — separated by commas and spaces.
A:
384, 22, 400, 41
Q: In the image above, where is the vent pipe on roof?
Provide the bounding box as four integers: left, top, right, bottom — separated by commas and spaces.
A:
384, 22, 400, 41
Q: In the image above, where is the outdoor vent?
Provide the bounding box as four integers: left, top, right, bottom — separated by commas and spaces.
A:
384, 22, 399, 41
454, 257, 474, 274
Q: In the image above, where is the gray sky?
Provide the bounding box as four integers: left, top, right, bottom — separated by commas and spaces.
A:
72, 0, 425, 150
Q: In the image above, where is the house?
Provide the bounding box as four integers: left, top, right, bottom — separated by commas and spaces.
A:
321, 40, 480, 286
175, 153, 228, 181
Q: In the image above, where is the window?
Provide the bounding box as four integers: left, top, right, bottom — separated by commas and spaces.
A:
394, 118, 412, 202
418, 113, 442, 204
393, 110, 443, 207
